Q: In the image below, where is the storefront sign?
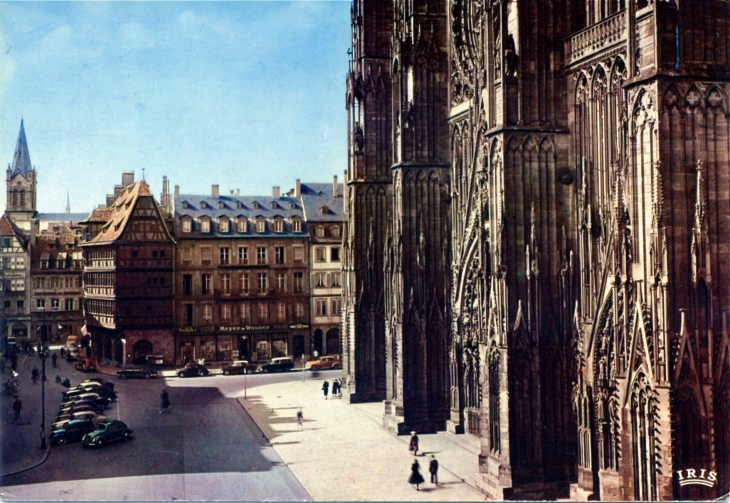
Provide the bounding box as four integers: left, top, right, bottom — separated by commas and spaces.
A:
289, 324, 310, 329
178, 326, 214, 334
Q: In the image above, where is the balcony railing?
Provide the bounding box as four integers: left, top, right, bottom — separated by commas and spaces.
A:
566, 10, 626, 66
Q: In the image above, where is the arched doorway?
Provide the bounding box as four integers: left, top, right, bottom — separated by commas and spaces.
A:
113, 338, 124, 364
313, 329, 323, 356
133, 340, 153, 365
104, 336, 114, 361
326, 328, 340, 356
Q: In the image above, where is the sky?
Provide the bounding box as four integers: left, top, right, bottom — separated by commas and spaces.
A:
0, 0, 351, 214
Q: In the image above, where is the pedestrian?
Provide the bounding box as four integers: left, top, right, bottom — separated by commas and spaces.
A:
408, 458, 425, 490
296, 408, 304, 430
51, 352, 57, 368
331, 379, 339, 398
31, 367, 39, 384
429, 455, 439, 485
60, 347, 66, 359
409, 431, 419, 456
322, 380, 329, 400
12, 396, 22, 421
160, 389, 170, 413
10, 357, 17, 372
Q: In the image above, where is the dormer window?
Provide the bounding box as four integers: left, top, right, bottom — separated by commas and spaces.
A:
200, 201, 208, 209
255, 218, 266, 233
219, 217, 230, 233
292, 219, 302, 233
331, 225, 341, 238
237, 201, 243, 209
200, 217, 211, 233
274, 218, 284, 232
219, 201, 225, 209
182, 201, 189, 209
315, 226, 325, 238
237, 218, 248, 233
320, 205, 329, 215
252, 201, 260, 209
182, 217, 192, 233
289, 202, 297, 209
270, 201, 278, 209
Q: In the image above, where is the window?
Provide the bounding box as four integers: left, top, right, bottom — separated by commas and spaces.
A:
237, 219, 248, 232
11, 279, 24, 291
293, 246, 304, 263
315, 273, 326, 287
256, 219, 266, 233
258, 273, 268, 292
221, 273, 231, 294
331, 298, 341, 316
221, 304, 231, 320
277, 302, 286, 322
315, 247, 326, 263
295, 302, 305, 318
220, 247, 230, 265
15, 257, 24, 268
293, 219, 302, 232
146, 306, 153, 316
51, 298, 60, 311
181, 247, 192, 265
257, 247, 267, 264
200, 219, 210, 233
203, 304, 213, 320
153, 250, 158, 258
240, 272, 250, 294
240, 303, 251, 323
315, 226, 325, 238
201, 246, 213, 265
275, 246, 285, 264
274, 219, 284, 232
315, 299, 327, 316
294, 272, 304, 292
183, 275, 193, 295
35, 277, 46, 289
185, 304, 194, 326
277, 272, 286, 292
17, 300, 24, 310
257, 302, 268, 322
331, 225, 341, 238
219, 219, 230, 233
202, 274, 212, 295
132, 250, 138, 258
65, 298, 74, 311
331, 272, 341, 287
331, 247, 341, 262
182, 219, 192, 233
238, 246, 249, 264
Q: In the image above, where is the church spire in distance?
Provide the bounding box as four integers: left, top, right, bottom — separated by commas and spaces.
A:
10, 119, 32, 178
66, 191, 71, 214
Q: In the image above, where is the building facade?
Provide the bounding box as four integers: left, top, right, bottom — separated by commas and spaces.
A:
344, 0, 730, 500
300, 179, 344, 357
173, 185, 311, 366
81, 177, 176, 366
0, 214, 30, 346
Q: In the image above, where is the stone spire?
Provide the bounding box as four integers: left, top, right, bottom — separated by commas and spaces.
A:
66, 191, 71, 214
10, 119, 32, 178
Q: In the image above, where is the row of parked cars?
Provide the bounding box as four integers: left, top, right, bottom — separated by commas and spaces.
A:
50, 378, 133, 447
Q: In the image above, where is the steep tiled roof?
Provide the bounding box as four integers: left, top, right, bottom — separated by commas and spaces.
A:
299, 183, 345, 223
10, 119, 32, 178
0, 213, 29, 249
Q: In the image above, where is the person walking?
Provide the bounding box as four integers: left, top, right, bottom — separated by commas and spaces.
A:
12, 397, 22, 422
409, 431, 420, 456
31, 367, 39, 384
429, 455, 439, 485
408, 458, 425, 490
296, 408, 304, 430
51, 352, 57, 368
332, 379, 340, 398
322, 380, 330, 400
60, 347, 66, 359
160, 389, 170, 413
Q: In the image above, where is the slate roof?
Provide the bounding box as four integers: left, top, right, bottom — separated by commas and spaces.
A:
299, 183, 345, 223
10, 120, 32, 178
36, 213, 89, 223
175, 192, 306, 238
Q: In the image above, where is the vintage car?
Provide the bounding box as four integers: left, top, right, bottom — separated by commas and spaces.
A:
176, 362, 209, 378
82, 420, 133, 447
116, 367, 159, 379
305, 355, 343, 371
59, 401, 105, 415
256, 357, 295, 373
75, 357, 97, 373
53, 411, 106, 431
50, 419, 96, 446
221, 360, 257, 375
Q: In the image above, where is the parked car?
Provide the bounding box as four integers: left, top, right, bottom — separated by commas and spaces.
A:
53, 411, 106, 430
176, 362, 209, 378
59, 402, 104, 415
62, 392, 110, 408
116, 367, 159, 379
257, 357, 295, 373
50, 419, 96, 446
59, 398, 107, 413
221, 360, 257, 375
82, 420, 133, 447
75, 357, 97, 373
64, 386, 115, 402
79, 378, 104, 386
305, 355, 343, 371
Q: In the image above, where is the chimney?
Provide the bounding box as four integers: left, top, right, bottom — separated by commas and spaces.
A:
273, 186, 280, 199
333, 175, 338, 197
212, 184, 219, 198
295, 179, 301, 198
122, 171, 135, 188
236, 189, 240, 196
343, 170, 348, 213
174, 185, 180, 197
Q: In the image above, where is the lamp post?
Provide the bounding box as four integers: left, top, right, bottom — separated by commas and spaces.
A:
38, 337, 48, 449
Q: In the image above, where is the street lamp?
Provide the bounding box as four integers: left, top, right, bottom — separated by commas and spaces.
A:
38, 337, 48, 449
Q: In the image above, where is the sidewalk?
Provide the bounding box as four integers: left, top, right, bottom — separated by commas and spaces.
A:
238, 376, 486, 501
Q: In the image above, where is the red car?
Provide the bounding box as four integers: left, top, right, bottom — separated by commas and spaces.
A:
305, 356, 342, 371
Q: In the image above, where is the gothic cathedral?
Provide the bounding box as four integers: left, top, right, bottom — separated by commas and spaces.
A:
342, 0, 730, 500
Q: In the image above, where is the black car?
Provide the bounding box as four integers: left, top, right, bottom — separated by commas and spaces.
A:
64, 386, 116, 402
116, 367, 159, 379
82, 420, 133, 447
256, 357, 295, 373
60, 398, 107, 412
62, 392, 110, 409
59, 402, 104, 415
50, 419, 96, 446
176, 363, 209, 378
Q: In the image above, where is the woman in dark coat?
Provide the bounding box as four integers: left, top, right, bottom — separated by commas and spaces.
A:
409, 431, 419, 455
408, 458, 425, 490
322, 380, 329, 399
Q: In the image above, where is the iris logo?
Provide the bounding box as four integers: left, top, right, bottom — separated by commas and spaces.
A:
675, 469, 717, 487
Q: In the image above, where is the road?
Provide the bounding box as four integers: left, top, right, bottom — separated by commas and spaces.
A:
0, 356, 329, 501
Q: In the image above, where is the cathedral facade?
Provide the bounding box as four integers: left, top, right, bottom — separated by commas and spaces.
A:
342, 0, 730, 500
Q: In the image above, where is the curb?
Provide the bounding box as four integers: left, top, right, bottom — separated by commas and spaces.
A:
0, 445, 51, 480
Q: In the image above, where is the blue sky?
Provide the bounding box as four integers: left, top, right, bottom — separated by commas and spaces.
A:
0, 1, 350, 214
